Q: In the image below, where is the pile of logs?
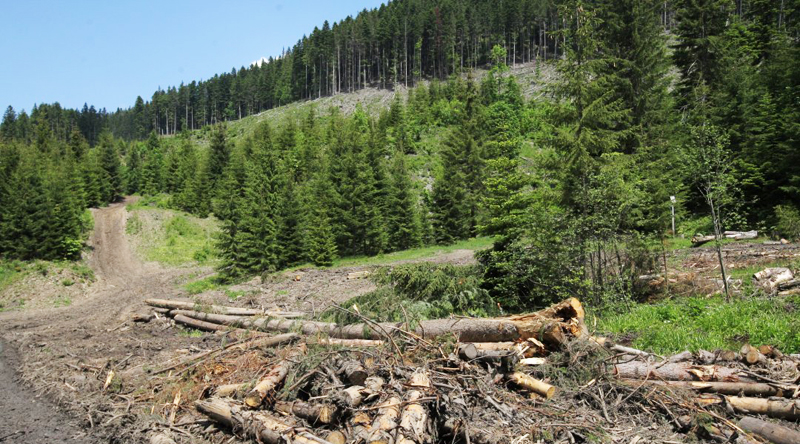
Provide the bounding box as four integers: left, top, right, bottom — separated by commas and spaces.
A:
692, 230, 759, 245
141, 298, 800, 444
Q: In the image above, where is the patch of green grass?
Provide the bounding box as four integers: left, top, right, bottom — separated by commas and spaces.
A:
126, 194, 172, 210
185, 275, 224, 295
311, 237, 494, 270
225, 289, 246, 301
727, 259, 796, 280
53, 295, 72, 307
131, 209, 219, 266
594, 295, 800, 354
62, 278, 74, 287
69, 262, 95, 283
0, 260, 26, 293
179, 328, 204, 338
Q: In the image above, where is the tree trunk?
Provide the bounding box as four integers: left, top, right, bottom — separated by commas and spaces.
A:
623, 380, 788, 397
164, 299, 586, 346
738, 416, 800, 444
146, 299, 304, 317
273, 400, 337, 425
698, 396, 800, 420
614, 362, 753, 382
507, 372, 556, 399
195, 398, 331, 444
244, 346, 304, 408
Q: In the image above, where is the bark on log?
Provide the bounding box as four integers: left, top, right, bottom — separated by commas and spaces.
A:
698, 396, 800, 420
624, 380, 786, 397
168, 299, 587, 346
244, 347, 303, 408
273, 400, 337, 425
173, 314, 235, 333
738, 416, 800, 444
146, 298, 304, 317
614, 361, 753, 382
195, 398, 331, 444
667, 351, 694, 363
508, 372, 556, 399
311, 337, 384, 348
697, 350, 717, 364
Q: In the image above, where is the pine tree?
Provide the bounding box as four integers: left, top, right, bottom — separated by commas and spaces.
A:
98, 132, 121, 202
431, 126, 477, 244
386, 153, 421, 251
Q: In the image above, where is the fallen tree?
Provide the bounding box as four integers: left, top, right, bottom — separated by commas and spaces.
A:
150, 297, 587, 346
738, 416, 800, 444
145, 298, 305, 317
613, 361, 754, 382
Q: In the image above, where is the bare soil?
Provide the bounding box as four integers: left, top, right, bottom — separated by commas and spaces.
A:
0, 200, 483, 443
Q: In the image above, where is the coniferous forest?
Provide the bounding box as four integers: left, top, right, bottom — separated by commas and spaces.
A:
1, 0, 799, 311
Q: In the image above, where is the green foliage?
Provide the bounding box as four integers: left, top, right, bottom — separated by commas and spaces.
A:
184, 275, 224, 295
775, 205, 800, 240
595, 296, 800, 354
326, 263, 497, 324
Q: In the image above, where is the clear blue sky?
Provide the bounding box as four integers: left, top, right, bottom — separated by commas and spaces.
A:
0, 0, 386, 113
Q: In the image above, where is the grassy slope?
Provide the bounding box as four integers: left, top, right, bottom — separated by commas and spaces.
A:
126, 196, 219, 267
594, 294, 800, 354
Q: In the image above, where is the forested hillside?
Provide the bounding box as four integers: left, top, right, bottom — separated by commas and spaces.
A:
1, 0, 799, 310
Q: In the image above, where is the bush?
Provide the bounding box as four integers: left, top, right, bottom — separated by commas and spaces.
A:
775, 205, 800, 240
326, 263, 497, 324
678, 216, 713, 237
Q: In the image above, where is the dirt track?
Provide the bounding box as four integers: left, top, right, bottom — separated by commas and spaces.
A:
0, 200, 188, 443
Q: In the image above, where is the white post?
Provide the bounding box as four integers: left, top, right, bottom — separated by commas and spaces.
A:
670, 196, 676, 237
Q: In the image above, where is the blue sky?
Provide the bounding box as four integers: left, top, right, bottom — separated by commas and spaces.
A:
0, 0, 386, 113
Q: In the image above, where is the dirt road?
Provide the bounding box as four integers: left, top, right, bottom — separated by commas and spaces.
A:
0, 201, 187, 443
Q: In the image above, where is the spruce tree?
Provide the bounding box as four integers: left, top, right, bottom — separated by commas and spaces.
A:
386, 153, 421, 251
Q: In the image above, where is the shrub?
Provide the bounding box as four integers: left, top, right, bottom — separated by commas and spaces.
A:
327, 263, 497, 324
775, 205, 800, 240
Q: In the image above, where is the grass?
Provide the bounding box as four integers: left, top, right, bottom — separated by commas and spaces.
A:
594, 295, 800, 354
127, 207, 219, 266
327, 237, 494, 269
53, 295, 72, 307
185, 275, 224, 294
0, 260, 26, 294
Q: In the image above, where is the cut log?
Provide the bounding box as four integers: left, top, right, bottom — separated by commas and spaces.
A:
326, 431, 347, 444
520, 357, 547, 366
624, 380, 786, 397
725, 230, 758, 240
716, 350, 738, 362
214, 383, 249, 397
365, 396, 402, 444
150, 433, 176, 444
347, 271, 371, 280
273, 400, 337, 425
614, 362, 753, 382
167, 298, 587, 346
173, 314, 234, 333
740, 345, 766, 366
738, 416, 800, 444
697, 350, 717, 365
338, 360, 368, 385
777, 279, 800, 291
507, 372, 556, 399
195, 398, 331, 444
244, 346, 304, 408
312, 337, 384, 348
133, 313, 155, 323
397, 390, 428, 444
697, 396, 800, 420
146, 299, 305, 317
758, 345, 784, 359
340, 385, 366, 408
692, 234, 718, 245
667, 351, 694, 363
